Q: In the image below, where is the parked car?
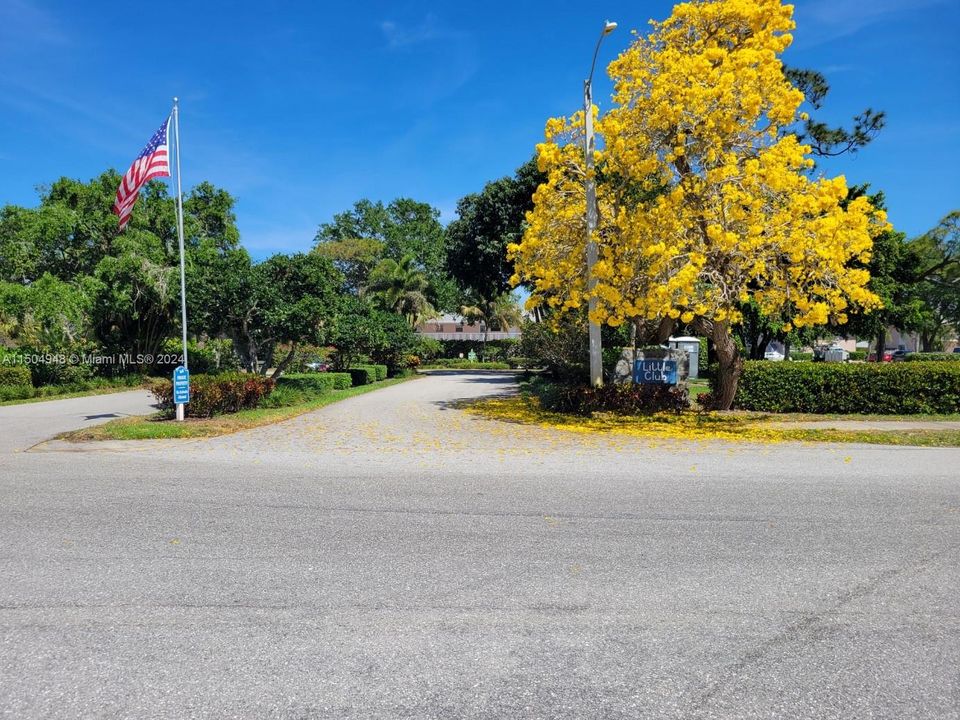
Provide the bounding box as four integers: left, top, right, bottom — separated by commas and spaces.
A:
891, 348, 911, 362
305, 361, 330, 372
953, 347, 960, 354
867, 350, 894, 362
764, 349, 785, 361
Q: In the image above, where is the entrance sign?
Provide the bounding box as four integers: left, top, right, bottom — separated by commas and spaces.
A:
173, 366, 190, 404
633, 359, 677, 385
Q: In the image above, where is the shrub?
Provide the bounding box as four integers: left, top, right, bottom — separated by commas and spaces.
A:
848, 350, 867, 361
789, 352, 814, 362
432, 339, 519, 361
149, 372, 274, 417
735, 361, 960, 414
905, 352, 960, 362
348, 367, 376, 386
507, 357, 535, 369
537, 382, 690, 416
0, 385, 34, 402
275, 372, 351, 395
372, 364, 388, 381
519, 316, 587, 381
0, 365, 33, 387
257, 385, 308, 408
421, 359, 510, 369
414, 337, 443, 361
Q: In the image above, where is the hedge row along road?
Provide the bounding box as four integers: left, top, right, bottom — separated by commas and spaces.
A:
1, 371, 958, 719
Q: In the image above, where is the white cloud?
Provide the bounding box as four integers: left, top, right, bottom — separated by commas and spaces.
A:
380, 14, 461, 50
794, 0, 952, 48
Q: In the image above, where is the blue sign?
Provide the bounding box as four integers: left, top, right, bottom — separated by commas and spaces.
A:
633, 359, 678, 385
173, 366, 190, 404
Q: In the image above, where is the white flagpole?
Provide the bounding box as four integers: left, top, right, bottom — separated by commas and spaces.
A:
172, 97, 189, 421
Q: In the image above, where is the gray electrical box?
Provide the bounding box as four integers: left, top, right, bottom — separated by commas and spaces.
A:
668, 336, 701, 379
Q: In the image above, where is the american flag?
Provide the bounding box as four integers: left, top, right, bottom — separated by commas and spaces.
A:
113, 117, 171, 231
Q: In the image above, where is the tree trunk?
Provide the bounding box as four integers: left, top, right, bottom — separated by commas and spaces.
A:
783, 338, 792, 361
875, 329, 886, 362
271, 344, 298, 379
710, 323, 743, 411
655, 317, 675, 344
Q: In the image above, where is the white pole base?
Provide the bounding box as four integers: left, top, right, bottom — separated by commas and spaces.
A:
176, 403, 185, 422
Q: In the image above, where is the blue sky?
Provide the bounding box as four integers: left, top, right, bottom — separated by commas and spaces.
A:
1, 0, 957, 259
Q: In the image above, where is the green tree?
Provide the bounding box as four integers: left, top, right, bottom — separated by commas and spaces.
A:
314, 198, 457, 309
314, 236, 385, 295
785, 68, 886, 159
459, 292, 522, 361
447, 158, 544, 308
327, 296, 416, 374
366, 254, 435, 326
832, 190, 924, 358
221, 253, 342, 376
910, 211, 960, 350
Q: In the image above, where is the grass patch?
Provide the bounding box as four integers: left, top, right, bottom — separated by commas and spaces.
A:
61, 376, 418, 442
463, 394, 960, 447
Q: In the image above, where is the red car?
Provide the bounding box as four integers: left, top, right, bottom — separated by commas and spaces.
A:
867, 350, 893, 362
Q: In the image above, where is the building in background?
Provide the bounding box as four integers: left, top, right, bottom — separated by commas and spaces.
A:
415, 314, 521, 342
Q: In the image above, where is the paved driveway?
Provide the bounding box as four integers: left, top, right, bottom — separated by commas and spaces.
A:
0, 372, 958, 719
0, 389, 156, 452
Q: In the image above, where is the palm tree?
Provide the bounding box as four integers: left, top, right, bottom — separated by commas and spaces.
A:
460, 292, 522, 360
366, 254, 436, 327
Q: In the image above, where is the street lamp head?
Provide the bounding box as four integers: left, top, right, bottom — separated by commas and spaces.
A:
603, 21, 618, 34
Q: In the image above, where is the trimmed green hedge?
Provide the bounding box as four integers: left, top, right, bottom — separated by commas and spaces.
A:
421, 359, 511, 370
735, 361, 960, 414
0, 366, 32, 387
905, 352, 960, 362
349, 365, 387, 384
348, 367, 376, 386
276, 372, 351, 394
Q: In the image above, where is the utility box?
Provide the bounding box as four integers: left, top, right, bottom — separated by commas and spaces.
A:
824, 346, 849, 363
668, 336, 701, 379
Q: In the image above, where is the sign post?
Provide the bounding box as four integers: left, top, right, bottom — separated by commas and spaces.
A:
173, 365, 190, 422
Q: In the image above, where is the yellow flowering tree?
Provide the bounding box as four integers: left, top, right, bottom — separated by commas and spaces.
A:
509, 0, 888, 409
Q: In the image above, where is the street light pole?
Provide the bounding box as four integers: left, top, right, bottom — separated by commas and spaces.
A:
585, 20, 617, 387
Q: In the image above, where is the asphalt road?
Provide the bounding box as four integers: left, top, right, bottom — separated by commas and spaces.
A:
0, 389, 156, 452
0, 372, 958, 719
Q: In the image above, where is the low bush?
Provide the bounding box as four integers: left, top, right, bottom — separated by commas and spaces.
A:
0, 374, 146, 403
0, 365, 33, 387
275, 372, 351, 394
905, 352, 960, 362
421, 359, 511, 369
372, 364, 388, 381
848, 350, 868, 361
150, 373, 274, 417
789, 352, 814, 362
348, 366, 376, 386
257, 385, 307, 409
735, 360, 960, 414
433, 338, 519, 362
537, 382, 690, 416
507, 357, 536, 369
0, 384, 34, 401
